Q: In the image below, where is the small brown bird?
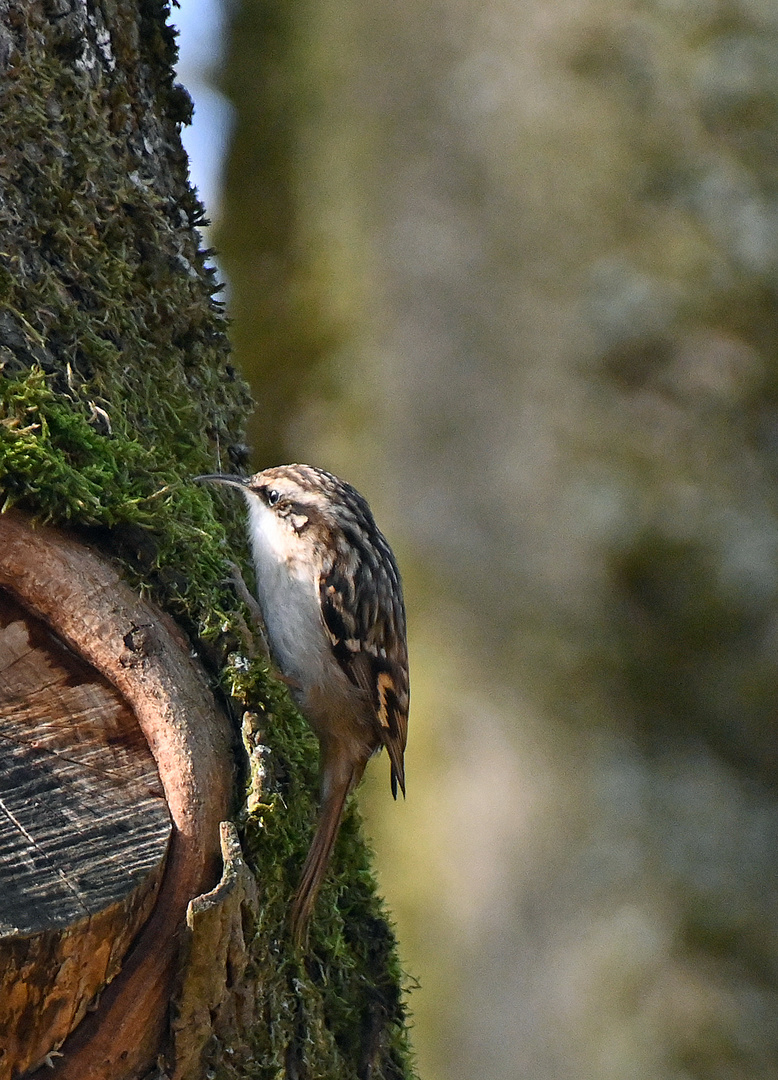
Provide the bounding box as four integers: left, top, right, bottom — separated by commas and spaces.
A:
196, 464, 409, 941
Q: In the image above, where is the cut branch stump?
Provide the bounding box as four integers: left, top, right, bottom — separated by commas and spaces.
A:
0, 513, 234, 1080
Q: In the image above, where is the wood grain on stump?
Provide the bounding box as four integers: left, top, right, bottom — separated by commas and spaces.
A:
0, 512, 233, 1080
0, 590, 171, 1078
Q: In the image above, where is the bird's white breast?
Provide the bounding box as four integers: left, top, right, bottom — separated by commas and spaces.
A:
244, 493, 332, 693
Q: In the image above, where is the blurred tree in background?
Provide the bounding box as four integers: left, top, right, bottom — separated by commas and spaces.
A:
214, 0, 778, 1077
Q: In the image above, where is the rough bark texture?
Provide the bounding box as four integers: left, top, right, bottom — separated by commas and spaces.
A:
0, 3, 416, 1078
0, 512, 233, 1079
0, 589, 170, 934
171, 821, 259, 1080
0, 587, 170, 1078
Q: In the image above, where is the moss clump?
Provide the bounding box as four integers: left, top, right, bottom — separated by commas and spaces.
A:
0, 0, 252, 637
0, 3, 416, 1077
0, 369, 416, 1076
221, 658, 417, 1080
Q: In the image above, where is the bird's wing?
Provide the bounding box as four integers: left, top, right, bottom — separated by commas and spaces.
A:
319, 538, 408, 797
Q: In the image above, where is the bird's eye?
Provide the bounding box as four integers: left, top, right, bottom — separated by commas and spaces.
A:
266, 488, 281, 507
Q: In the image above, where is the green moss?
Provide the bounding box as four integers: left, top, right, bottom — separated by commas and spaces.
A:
0, 368, 415, 1077
223, 660, 416, 1079
0, 5, 416, 1076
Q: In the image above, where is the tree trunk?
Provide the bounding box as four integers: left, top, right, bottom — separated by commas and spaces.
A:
215, 0, 778, 1077
0, 3, 415, 1079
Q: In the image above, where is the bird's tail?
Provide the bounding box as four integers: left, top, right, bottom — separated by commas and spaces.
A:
290, 763, 357, 944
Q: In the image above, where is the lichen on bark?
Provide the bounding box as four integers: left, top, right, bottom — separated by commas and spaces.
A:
0, 3, 416, 1078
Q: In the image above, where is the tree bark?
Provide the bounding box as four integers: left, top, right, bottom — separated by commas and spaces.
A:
0, 3, 415, 1078
0, 512, 233, 1079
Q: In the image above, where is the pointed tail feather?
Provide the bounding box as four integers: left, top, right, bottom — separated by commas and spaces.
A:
290, 768, 354, 944
382, 734, 405, 799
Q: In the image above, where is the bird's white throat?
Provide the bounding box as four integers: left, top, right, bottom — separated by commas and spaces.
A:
243, 491, 330, 690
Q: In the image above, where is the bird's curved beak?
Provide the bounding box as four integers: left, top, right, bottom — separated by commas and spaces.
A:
192, 473, 249, 490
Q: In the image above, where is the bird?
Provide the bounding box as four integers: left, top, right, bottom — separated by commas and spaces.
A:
195, 464, 409, 941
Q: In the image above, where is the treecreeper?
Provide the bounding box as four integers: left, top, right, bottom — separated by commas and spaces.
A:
196, 464, 409, 942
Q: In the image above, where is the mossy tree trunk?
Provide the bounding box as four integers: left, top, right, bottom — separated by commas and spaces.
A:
0, 3, 415, 1079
